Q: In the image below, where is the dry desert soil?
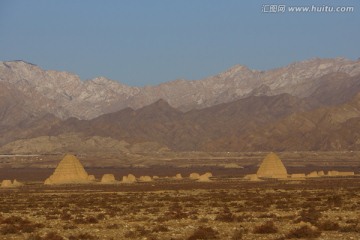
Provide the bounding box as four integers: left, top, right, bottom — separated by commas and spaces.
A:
1, 176, 360, 240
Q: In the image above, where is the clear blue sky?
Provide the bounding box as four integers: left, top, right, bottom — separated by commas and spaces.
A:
0, 0, 359, 86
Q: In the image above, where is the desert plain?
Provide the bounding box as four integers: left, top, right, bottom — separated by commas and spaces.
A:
0, 151, 359, 240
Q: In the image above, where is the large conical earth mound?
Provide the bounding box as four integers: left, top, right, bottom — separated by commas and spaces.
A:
257, 152, 288, 178
44, 154, 91, 185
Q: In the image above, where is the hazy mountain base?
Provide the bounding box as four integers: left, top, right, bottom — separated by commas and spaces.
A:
2, 91, 359, 153
0, 151, 359, 170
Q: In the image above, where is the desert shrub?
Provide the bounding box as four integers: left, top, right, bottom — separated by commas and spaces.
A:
187, 226, 218, 240
339, 224, 360, 233
231, 228, 248, 240
152, 225, 169, 232
318, 219, 339, 231
124, 226, 151, 238
68, 233, 98, 240
327, 195, 342, 207
96, 213, 106, 220
258, 213, 277, 218
286, 225, 321, 239
22, 224, 38, 233
253, 221, 278, 234
190, 214, 199, 220
106, 223, 119, 229
46, 215, 58, 220
146, 207, 160, 214
60, 213, 72, 221
124, 231, 137, 238
307, 197, 322, 202
2, 216, 27, 224
158, 209, 187, 221
215, 209, 236, 222
0, 216, 44, 235
215, 213, 236, 222
73, 216, 98, 224
345, 218, 358, 224
0, 224, 18, 235
42, 231, 64, 240
197, 217, 208, 223
27, 233, 42, 240
63, 224, 77, 230
296, 207, 322, 225
135, 225, 151, 236
86, 216, 99, 224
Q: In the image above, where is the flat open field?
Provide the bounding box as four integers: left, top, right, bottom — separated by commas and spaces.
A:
1, 151, 360, 169
0, 165, 358, 183
1, 177, 360, 240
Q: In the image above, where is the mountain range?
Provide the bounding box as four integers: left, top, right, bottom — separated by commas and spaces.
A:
1, 57, 360, 153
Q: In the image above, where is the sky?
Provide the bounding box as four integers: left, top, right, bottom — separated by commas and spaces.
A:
0, 0, 359, 86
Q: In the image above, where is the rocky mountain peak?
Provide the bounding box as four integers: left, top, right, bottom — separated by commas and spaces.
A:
138, 98, 178, 113
90, 76, 113, 85
1, 57, 360, 120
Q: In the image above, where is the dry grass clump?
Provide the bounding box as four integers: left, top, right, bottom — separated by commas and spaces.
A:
253, 221, 278, 234
28, 232, 64, 240
0, 224, 18, 235
231, 227, 248, 240
187, 226, 219, 240
339, 224, 360, 233
215, 207, 238, 222
60, 212, 72, 221
152, 224, 169, 233
295, 207, 322, 225
27, 234, 42, 240
2, 215, 30, 224
106, 223, 119, 229
157, 202, 188, 222
73, 215, 99, 224
317, 219, 340, 231
62, 224, 77, 230
124, 225, 152, 239
68, 233, 98, 240
231, 230, 243, 240
0, 215, 44, 235
285, 224, 321, 239
327, 195, 342, 207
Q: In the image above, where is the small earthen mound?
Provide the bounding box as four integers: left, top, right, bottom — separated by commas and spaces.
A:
12, 179, 23, 187
122, 174, 136, 183
174, 173, 183, 180
244, 174, 260, 181
88, 175, 96, 181
197, 173, 212, 182
189, 173, 200, 180
306, 171, 319, 178
1, 180, 13, 188
328, 171, 354, 177
338, 171, 354, 176
328, 170, 339, 176
139, 176, 152, 182
318, 171, 325, 176
101, 174, 116, 183
291, 173, 306, 179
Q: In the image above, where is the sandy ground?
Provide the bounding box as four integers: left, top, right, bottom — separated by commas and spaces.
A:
0, 177, 360, 240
